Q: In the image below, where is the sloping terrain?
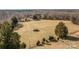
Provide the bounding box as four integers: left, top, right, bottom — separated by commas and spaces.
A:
15, 20, 79, 48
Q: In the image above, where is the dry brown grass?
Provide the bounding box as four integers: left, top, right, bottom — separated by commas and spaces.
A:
15, 20, 79, 48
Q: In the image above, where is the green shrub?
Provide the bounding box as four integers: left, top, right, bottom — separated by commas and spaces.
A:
49, 36, 54, 41
0, 21, 22, 49
11, 16, 18, 29
36, 40, 41, 46
45, 40, 51, 45
42, 38, 46, 44
46, 40, 50, 43
49, 36, 57, 42
55, 22, 68, 39
20, 42, 26, 49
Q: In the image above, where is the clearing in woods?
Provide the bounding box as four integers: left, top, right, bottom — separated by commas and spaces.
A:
15, 20, 79, 49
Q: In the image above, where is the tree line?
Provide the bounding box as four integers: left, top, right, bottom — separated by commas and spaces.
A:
32, 14, 79, 25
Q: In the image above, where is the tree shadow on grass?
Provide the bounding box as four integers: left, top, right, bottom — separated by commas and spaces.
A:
66, 36, 79, 41
14, 24, 23, 30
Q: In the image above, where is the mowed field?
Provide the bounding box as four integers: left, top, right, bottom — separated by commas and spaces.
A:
15, 20, 79, 48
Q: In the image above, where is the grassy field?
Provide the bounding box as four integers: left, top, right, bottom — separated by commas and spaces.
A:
15, 20, 79, 48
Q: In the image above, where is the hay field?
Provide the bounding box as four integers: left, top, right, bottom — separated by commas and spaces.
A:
15, 20, 79, 48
